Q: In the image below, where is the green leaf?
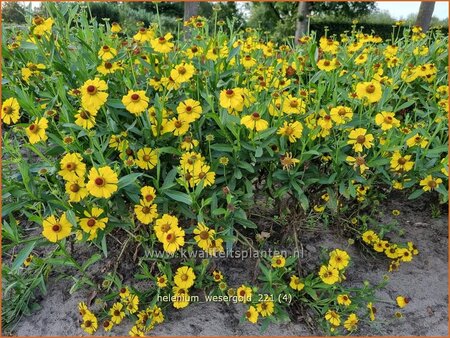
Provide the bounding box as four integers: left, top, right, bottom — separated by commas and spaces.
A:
227, 45, 241, 62
237, 161, 255, 173
11, 241, 36, 271
65, 210, 78, 227
81, 253, 102, 272
255, 146, 263, 158
164, 190, 192, 205
161, 168, 178, 190
210, 144, 234, 152
408, 189, 425, 200
235, 217, 258, 229
118, 173, 143, 190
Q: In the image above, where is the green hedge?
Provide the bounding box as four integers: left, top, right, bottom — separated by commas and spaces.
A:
309, 21, 448, 41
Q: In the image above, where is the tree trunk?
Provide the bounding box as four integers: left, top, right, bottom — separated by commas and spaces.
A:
184, 2, 199, 22
415, 1, 435, 32
295, 1, 311, 42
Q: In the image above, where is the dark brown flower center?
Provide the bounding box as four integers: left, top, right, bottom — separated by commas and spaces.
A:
366, 84, 375, 94
105, 62, 113, 69
131, 93, 140, 101
177, 66, 186, 75
70, 184, 80, 192
86, 85, 97, 94
52, 224, 61, 232
356, 135, 366, 144
199, 230, 209, 240
142, 206, 150, 214
95, 177, 105, 187
87, 218, 96, 227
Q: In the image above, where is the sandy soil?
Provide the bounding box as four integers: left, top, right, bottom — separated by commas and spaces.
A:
10, 195, 449, 336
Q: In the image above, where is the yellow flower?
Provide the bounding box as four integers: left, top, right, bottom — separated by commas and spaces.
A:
319, 265, 339, 285
156, 274, 168, 288
390, 151, 414, 172
344, 313, 358, 331
172, 286, 190, 309
289, 275, 305, 291
346, 155, 369, 174
32, 16, 54, 35
110, 302, 125, 324
347, 128, 374, 152
111, 22, 122, 33
184, 45, 204, 59
170, 63, 195, 84
219, 88, 245, 111
129, 325, 144, 337
317, 58, 339, 71
193, 222, 215, 251
354, 53, 368, 65
122, 90, 149, 116
375, 111, 400, 130
271, 255, 286, 268
212, 270, 224, 282
280, 152, 300, 171
177, 99, 202, 123
79, 207, 108, 239
329, 249, 350, 270
24, 255, 34, 267
26, 117, 48, 144
136, 147, 158, 170
337, 294, 352, 306
282, 95, 306, 115
406, 134, 428, 148
134, 200, 158, 225
97, 61, 122, 75
240, 112, 269, 131
237, 285, 252, 303
140, 186, 156, 204
319, 36, 339, 53
420, 175, 443, 192
154, 214, 178, 241
1, 97, 20, 124
21, 62, 46, 82
241, 54, 257, 68
277, 121, 303, 142
81, 312, 98, 334
80, 78, 108, 113
42, 213, 72, 243
181, 135, 199, 150
325, 310, 341, 326
167, 117, 191, 136
86, 166, 119, 198
396, 296, 410, 308
125, 294, 140, 314
256, 296, 274, 317
162, 226, 185, 253
74, 109, 96, 129
245, 306, 259, 324
362, 230, 379, 244
151, 33, 174, 53
192, 163, 216, 187
65, 179, 88, 203
174, 266, 196, 289
102, 320, 113, 332
355, 81, 382, 103
207, 238, 225, 256
367, 302, 376, 321
97, 45, 117, 61
330, 106, 353, 125
133, 26, 154, 42
58, 153, 86, 181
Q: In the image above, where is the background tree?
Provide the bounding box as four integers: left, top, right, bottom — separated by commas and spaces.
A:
248, 1, 376, 41
2, 1, 26, 24
184, 2, 199, 21
415, 1, 436, 31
